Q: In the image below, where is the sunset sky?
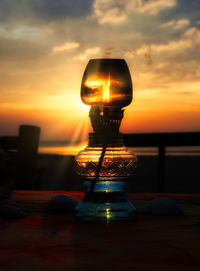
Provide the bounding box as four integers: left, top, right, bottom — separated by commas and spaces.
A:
0, 0, 200, 141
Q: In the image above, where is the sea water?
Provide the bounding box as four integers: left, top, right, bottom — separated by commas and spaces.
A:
39, 141, 200, 156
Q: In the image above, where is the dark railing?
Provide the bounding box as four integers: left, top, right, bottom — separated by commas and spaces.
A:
0, 125, 41, 190
124, 132, 200, 192
0, 136, 18, 150
1, 129, 200, 192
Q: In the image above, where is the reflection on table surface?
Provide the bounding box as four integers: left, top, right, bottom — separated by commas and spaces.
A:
0, 191, 200, 271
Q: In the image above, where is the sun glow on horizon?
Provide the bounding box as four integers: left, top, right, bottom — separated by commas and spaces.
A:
1, 77, 200, 140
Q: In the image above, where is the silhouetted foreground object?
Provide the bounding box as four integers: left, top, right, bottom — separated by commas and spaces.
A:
141, 197, 182, 215
15, 125, 41, 190
0, 185, 12, 201
0, 204, 27, 218
48, 194, 78, 212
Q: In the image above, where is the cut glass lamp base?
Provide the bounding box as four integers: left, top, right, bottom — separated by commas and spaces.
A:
75, 181, 136, 222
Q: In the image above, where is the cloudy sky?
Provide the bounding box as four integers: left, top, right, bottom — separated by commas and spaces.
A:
0, 0, 200, 140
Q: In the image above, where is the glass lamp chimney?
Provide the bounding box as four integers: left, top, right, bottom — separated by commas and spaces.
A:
81, 59, 132, 108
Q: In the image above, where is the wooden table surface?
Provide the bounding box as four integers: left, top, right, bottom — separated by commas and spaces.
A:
1, 191, 200, 271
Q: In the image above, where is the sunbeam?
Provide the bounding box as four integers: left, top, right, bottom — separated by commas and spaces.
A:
48, 114, 88, 188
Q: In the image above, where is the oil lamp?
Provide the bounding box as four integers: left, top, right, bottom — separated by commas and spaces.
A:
75, 59, 137, 222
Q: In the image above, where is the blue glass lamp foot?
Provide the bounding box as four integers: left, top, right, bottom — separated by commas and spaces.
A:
75, 181, 136, 222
